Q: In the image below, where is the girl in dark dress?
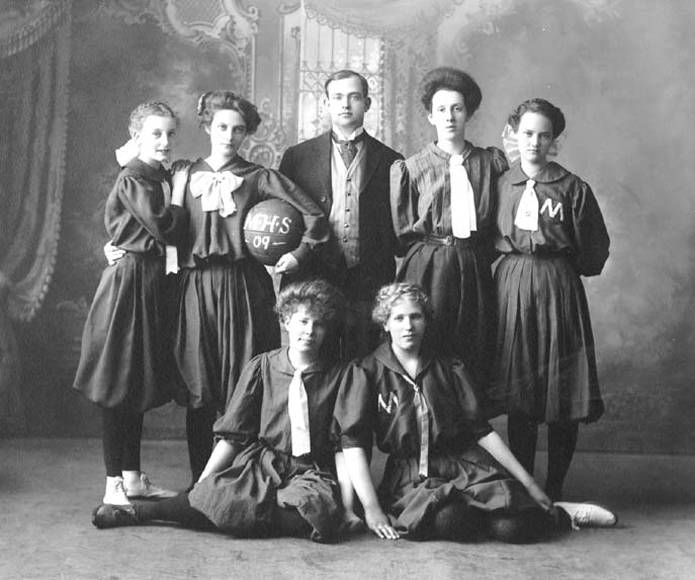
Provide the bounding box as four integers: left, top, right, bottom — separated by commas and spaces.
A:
93, 280, 354, 542
336, 283, 616, 542
73, 102, 189, 506
173, 92, 328, 485
488, 98, 610, 501
390, 67, 507, 388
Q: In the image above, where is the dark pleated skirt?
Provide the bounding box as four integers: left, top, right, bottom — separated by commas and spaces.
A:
396, 239, 495, 386
73, 253, 173, 412
188, 442, 343, 542
489, 253, 604, 423
173, 258, 280, 413
379, 445, 539, 536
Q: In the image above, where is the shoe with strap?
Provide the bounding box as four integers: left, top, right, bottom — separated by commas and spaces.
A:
124, 472, 178, 500
555, 502, 618, 530
92, 504, 139, 529
103, 476, 131, 506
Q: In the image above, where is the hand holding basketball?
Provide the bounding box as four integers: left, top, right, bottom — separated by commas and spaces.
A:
274, 252, 299, 274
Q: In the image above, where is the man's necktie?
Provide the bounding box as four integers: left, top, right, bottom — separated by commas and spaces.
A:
332, 132, 364, 168
288, 369, 311, 457
449, 154, 478, 239
514, 178, 539, 231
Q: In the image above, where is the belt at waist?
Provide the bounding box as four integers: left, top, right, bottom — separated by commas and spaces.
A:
422, 234, 478, 248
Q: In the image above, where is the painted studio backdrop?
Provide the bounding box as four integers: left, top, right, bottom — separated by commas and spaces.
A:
1, 0, 693, 454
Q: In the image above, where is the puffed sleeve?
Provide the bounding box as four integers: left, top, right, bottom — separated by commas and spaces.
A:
390, 159, 419, 255
115, 175, 189, 245
571, 181, 610, 276
332, 362, 374, 450
486, 146, 510, 177
213, 353, 265, 447
257, 169, 328, 263
450, 360, 493, 441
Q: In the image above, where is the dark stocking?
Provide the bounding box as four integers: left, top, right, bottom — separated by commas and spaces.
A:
545, 422, 579, 501
276, 507, 312, 537
135, 493, 215, 530
507, 413, 539, 475
186, 406, 217, 484
431, 501, 484, 542
487, 508, 571, 544
102, 408, 143, 476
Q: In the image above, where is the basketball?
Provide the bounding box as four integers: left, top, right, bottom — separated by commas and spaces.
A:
243, 199, 304, 266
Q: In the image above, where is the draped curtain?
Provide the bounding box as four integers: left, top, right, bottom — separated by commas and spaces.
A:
0, 0, 71, 433
0, 0, 71, 322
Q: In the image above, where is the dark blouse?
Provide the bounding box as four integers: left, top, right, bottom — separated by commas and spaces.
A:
495, 161, 610, 276
390, 142, 508, 253
335, 343, 493, 457
105, 158, 188, 254
213, 348, 344, 469
178, 156, 328, 268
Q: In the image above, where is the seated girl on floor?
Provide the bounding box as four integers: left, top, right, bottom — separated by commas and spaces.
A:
335, 282, 617, 543
93, 279, 356, 543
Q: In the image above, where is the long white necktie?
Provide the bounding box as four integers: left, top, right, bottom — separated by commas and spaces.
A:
402, 374, 429, 479
160, 181, 179, 274
449, 154, 477, 239
514, 179, 539, 231
189, 170, 244, 217
288, 369, 311, 457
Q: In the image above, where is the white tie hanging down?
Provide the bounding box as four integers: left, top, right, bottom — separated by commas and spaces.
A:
189, 170, 244, 217
160, 181, 179, 274
449, 154, 478, 239
514, 178, 539, 231
288, 369, 311, 457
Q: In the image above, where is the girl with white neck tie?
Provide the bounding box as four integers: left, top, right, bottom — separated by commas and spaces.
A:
489, 98, 610, 502
390, 67, 507, 390
92, 280, 356, 542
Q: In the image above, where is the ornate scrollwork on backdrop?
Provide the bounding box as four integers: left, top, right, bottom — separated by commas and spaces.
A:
82, 0, 259, 95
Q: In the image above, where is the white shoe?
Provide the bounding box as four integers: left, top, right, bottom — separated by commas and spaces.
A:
124, 472, 178, 500
103, 476, 132, 506
555, 501, 617, 529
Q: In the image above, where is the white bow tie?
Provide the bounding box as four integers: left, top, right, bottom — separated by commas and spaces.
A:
189, 170, 244, 217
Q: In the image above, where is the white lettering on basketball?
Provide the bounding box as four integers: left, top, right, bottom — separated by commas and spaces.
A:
248, 212, 293, 234
540, 199, 564, 221
279, 216, 292, 234
251, 235, 270, 250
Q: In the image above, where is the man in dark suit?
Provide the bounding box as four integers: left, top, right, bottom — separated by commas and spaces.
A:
279, 69, 403, 359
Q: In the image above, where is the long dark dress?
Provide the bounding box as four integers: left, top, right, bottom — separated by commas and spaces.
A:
73, 159, 188, 412
390, 142, 507, 386
488, 161, 610, 423
188, 348, 345, 542
173, 156, 327, 412
335, 343, 538, 537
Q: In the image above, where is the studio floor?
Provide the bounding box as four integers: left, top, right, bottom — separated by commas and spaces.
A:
2, 438, 694, 580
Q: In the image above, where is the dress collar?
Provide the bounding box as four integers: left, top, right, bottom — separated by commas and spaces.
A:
126, 158, 167, 181
508, 160, 570, 185
372, 342, 434, 380
270, 347, 329, 376
426, 141, 473, 164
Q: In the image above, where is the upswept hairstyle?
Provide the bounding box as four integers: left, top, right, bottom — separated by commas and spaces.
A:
372, 282, 433, 326
128, 101, 178, 137
507, 98, 566, 138
324, 69, 370, 99
420, 67, 482, 115
196, 91, 262, 134
276, 279, 345, 326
